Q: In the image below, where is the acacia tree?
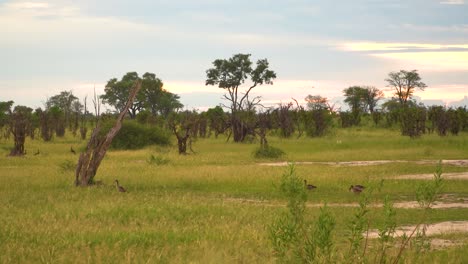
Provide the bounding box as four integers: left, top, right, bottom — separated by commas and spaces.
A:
205, 53, 276, 142
385, 70, 426, 105
305, 95, 329, 111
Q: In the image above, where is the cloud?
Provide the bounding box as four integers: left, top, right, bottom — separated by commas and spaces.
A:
340, 42, 468, 72
340, 42, 468, 52
5, 2, 49, 9
440, 0, 464, 4
371, 52, 468, 71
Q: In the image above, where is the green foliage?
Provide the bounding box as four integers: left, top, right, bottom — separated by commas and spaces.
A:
305, 109, 333, 137
102, 72, 183, 119
58, 160, 75, 172
385, 70, 426, 105
253, 145, 285, 159
270, 165, 336, 263
400, 105, 426, 138
147, 154, 170, 165
100, 120, 170, 149
0, 100, 14, 128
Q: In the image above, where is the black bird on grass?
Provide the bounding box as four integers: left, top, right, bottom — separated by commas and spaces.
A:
115, 180, 126, 193
70, 146, 76, 154
304, 180, 317, 190
349, 185, 365, 194
33, 150, 40, 156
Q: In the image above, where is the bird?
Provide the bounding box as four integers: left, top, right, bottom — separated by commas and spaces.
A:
114, 180, 126, 193
349, 185, 364, 194
304, 180, 317, 190
70, 146, 76, 154
33, 150, 40, 156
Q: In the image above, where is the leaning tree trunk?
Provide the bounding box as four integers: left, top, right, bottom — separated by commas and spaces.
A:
75, 80, 141, 186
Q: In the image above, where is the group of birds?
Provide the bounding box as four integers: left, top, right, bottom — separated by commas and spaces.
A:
304, 180, 365, 194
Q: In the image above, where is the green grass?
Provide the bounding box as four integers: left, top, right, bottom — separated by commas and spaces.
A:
0, 128, 468, 263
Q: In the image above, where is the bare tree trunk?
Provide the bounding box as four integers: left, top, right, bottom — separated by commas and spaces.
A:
75, 80, 141, 186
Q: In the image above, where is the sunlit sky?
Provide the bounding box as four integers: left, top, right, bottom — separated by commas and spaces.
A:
1, 0, 468, 111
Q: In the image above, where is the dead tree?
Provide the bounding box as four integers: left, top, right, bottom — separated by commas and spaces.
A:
79, 97, 88, 140
75, 80, 141, 186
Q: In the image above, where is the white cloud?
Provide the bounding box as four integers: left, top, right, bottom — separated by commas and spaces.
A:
440, 0, 464, 4
340, 42, 468, 72
370, 52, 468, 72
340, 42, 468, 51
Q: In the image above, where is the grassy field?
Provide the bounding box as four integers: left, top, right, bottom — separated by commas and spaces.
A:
1, 127, 468, 263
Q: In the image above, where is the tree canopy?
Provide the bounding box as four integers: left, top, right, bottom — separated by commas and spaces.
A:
102, 72, 183, 118
385, 70, 426, 105
205, 54, 277, 142
205, 53, 276, 112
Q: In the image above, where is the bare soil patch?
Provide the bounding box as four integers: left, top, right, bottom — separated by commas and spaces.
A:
366, 221, 468, 239
258, 159, 468, 167
392, 172, 468, 180
223, 198, 468, 209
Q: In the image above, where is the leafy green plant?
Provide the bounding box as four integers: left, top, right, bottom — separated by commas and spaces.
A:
100, 120, 170, 149
58, 160, 75, 172
147, 154, 170, 166
253, 145, 285, 159
269, 164, 336, 263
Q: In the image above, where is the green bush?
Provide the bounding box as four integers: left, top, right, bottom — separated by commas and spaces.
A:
253, 145, 285, 159
100, 120, 170, 149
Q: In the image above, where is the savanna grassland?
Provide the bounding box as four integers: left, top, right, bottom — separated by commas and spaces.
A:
1, 126, 468, 263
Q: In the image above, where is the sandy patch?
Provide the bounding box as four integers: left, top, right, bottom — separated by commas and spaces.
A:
431, 239, 464, 249
366, 221, 468, 239
393, 172, 468, 180
258, 160, 468, 167
223, 198, 468, 209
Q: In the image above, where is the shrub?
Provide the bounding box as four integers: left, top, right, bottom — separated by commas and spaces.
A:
100, 120, 170, 149
253, 145, 285, 159
147, 154, 170, 165
400, 106, 426, 138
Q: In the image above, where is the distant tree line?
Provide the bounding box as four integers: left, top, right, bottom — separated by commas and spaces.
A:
1, 55, 467, 157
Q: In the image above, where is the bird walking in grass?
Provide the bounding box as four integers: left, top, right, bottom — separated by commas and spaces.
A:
33, 150, 40, 156
304, 180, 317, 190
115, 180, 126, 192
349, 185, 364, 194
70, 146, 76, 154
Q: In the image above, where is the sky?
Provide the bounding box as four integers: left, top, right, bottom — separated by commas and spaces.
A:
1, 0, 468, 111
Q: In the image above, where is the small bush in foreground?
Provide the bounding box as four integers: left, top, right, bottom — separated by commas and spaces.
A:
269, 163, 444, 263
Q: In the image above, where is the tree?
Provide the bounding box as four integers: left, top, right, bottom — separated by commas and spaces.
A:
0, 101, 14, 130
385, 70, 426, 105
8, 105, 33, 156
46, 91, 80, 129
364, 87, 384, 113
102, 72, 183, 119
205, 53, 277, 142
168, 111, 198, 154
75, 80, 142, 186
343, 86, 367, 113
206, 106, 229, 138
305, 95, 329, 111
102, 72, 142, 118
